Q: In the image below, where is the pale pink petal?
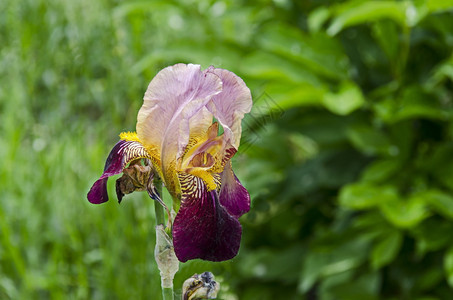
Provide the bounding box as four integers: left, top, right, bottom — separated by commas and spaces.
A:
206, 68, 252, 150
188, 106, 213, 139
136, 64, 222, 174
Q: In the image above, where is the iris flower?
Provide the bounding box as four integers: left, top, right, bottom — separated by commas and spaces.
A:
87, 63, 252, 262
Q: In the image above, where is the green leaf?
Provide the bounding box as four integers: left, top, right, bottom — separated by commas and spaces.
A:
371, 20, 400, 63
256, 22, 350, 80
262, 81, 325, 110
339, 183, 398, 209
323, 271, 380, 300
322, 81, 365, 115
426, 54, 453, 88
238, 245, 304, 282
444, 246, 453, 287
241, 51, 323, 85
113, 1, 173, 18
373, 86, 448, 123
299, 238, 369, 293
131, 40, 244, 75
422, 190, 453, 219
371, 229, 403, 269
424, 0, 453, 14
308, 7, 331, 32
327, 1, 408, 36
411, 218, 453, 256
361, 159, 401, 183
424, 143, 453, 192
380, 194, 430, 228
346, 125, 392, 155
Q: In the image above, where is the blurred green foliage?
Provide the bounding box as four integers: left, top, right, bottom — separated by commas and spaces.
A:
1, 0, 453, 299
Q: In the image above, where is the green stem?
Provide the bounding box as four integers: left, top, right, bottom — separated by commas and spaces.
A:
162, 287, 174, 300
152, 176, 175, 300
153, 177, 165, 226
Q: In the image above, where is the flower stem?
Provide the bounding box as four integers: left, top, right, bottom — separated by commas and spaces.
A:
162, 286, 174, 300
153, 177, 176, 300
153, 176, 165, 226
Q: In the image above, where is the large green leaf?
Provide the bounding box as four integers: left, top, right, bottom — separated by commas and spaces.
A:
321, 271, 380, 300
379, 194, 430, 228
422, 190, 453, 219
241, 51, 323, 85
308, 7, 331, 33
322, 81, 365, 115
421, 143, 453, 192
373, 86, 448, 123
339, 183, 398, 209
371, 229, 403, 269
255, 22, 350, 80
360, 158, 401, 183
371, 20, 400, 64
411, 218, 453, 256
298, 238, 370, 293
346, 125, 393, 155
327, 1, 408, 36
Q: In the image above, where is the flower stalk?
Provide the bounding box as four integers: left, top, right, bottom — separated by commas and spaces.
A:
153, 176, 165, 226
153, 177, 178, 300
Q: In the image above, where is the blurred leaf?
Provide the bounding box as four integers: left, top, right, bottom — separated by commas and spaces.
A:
411, 218, 453, 256
256, 22, 350, 80
263, 82, 325, 110
299, 238, 369, 293
323, 271, 380, 300
131, 40, 245, 75
242, 51, 322, 84
308, 7, 331, 32
280, 110, 355, 146
444, 246, 453, 287
371, 229, 403, 269
113, 1, 173, 18
422, 0, 453, 14
339, 183, 398, 209
380, 194, 430, 228
322, 81, 365, 115
373, 86, 449, 123
238, 245, 303, 282
421, 190, 453, 219
347, 125, 392, 155
423, 143, 453, 192
371, 20, 400, 64
361, 158, 401, 183
426, 54, 453, 88
286, 149, 368, 198
327, 1, 408, 36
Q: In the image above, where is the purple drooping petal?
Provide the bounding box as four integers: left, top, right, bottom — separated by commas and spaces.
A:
206, 68, 252, 150
87, 140, 150, 204
173, 173, 242, 262
88, 177, 109, 205
219, 162, 250, 218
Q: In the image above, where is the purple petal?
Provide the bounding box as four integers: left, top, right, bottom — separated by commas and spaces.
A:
173, 173, 242, 262
219, 162, 250, 218
88, 177, 109, 204
87, 140, 150, 204
206, 68, 252, 150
